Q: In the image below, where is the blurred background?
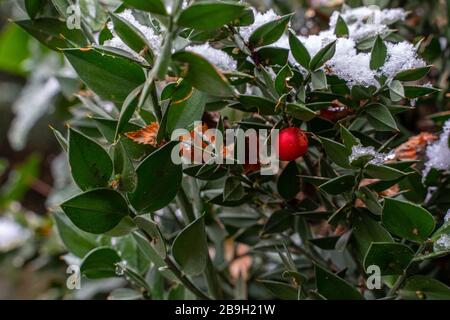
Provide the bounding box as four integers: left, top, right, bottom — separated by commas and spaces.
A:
0, 0, 448, 299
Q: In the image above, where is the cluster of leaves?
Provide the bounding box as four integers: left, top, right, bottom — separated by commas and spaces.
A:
14, 0, 450, 300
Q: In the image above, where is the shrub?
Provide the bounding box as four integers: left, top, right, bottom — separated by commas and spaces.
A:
14, 0, 450, 300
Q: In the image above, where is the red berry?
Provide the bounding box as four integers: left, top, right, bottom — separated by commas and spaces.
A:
277, 127, 308, 161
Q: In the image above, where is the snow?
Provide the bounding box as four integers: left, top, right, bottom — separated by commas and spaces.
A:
380, 41, 426, 79
349, 145, 395, 165
239, 9, 280, 42
0, 217, 30, 252
434, 234, 450, 252
186, 43, 237, 71
104, 9, 162, 59
424, 119, 450, 177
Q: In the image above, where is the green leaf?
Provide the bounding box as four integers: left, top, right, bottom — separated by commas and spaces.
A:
309, 40, 336, 71
24, 0, 44, 19
365, 103, 398, 132
389, 80, 405, 102
277, 161, 300, 200
237, 95, 276, 115
404, 85, 440, 99
399, 276, 450, 300
110, 13, 154, 63
311, 69, 327, 91
365, 164, 406, 180
394, 65, 432, 81
382, 198, 435, 243
262, 210, 294, 235
340, 125, 359, 149
115, 85, 142, 140
68, 128, 113, 190
288, 30, 310, 69
50, 126, 68, 152
64, 48, 145, 103
275, 64, 293, 95
173, 51, 234, 97
53, 211, 97, 257
80, 247, 121, 279
320, 137, 351, 168
315, 264, 363, 300
122, 0, 167, 15
60, 188, 129, 234
352, 210, 393, 260
334, 15, 349, 37
167, 87, 205, 134
223, 176, 246, 202
16, 18, 88, 50
112, 140, 137, 192
177, 1, 246, 30
363, 242, 414, 276
259, 280, 298, 300
319, 174, 355, 195
108, 288, 143, 300
134, 216, 166, 259
370, 35, 387, 70
286, 103, 316, 121
249, 13, 293, 47
172, 215, 208, 276
128, 141, 182, 213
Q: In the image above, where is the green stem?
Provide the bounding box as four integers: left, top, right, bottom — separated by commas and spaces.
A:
164, 256, 212, 300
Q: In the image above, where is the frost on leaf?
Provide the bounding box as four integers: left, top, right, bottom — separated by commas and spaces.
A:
104, 9, 162, 60
349, 145, 395, 166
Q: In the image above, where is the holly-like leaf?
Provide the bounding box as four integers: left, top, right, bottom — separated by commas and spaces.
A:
334, 15, 349, 37
320, 137, 351, 168
128, 141, 182, 213
223, 176, 246, 202
172, 215, 208, 276
173, 51, 234, 97
288, 30, 310, 69
382, 198, 435, 243
64, 48, 145, 103
122, 0, 167, 15
80, 247, 121, 279
249, 13, 293, 47
109, 13, 154, 63
365, 103, 398, 132
363, 242, 414, 276
60, 188, 129, 234
16, 18, 88, 50
68, 128, 113, 190
315, 264, 363, 300
370, 35, 387, 70
178, 1, 247, 30
277, 161, 300, 200
309, 41, 336, 71
319, 174, 355, 195
399, 276, 450, 300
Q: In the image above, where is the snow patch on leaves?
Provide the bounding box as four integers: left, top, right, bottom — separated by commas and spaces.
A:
349, 145, 395, 165
186, 43, 237, 71
104, 9, 162, 58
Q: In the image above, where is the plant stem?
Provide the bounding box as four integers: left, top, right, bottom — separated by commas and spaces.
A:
388, 243, 426, 296
164, 256, 212, 300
